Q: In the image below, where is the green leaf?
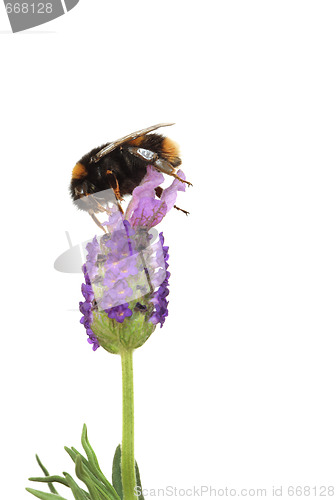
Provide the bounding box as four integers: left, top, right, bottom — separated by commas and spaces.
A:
112, 445, 123, 500
35, 455, 59, 495
65, 447, 90, 470
25, 488, 68, 500
64, 446, 120, 500
112, 445, 145, 500
29, 476, 69, 488
28, 426, 121, 500
81, 425, 101, 472
65, 448, 120, 500
135, 461, 145, 500
35, 455, 50, 477
66, 431, 120, 499
63, 472, 90, 500
74, 455, 104, 500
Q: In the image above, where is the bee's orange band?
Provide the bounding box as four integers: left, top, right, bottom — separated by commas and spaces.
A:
72, 163, 87, 180
162, 137, 180, 161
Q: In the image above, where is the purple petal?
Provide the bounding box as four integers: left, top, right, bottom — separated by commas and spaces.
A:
160, 170, 186, 212
129, 197, 168, 229
125, 166, 165, 223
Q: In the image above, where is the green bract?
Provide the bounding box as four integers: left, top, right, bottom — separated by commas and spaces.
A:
91, 305, 156, 354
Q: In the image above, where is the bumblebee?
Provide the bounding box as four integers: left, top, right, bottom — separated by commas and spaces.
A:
70, 123, 191, 229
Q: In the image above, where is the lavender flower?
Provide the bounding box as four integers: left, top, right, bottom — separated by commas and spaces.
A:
79, 265, 100, 351
79, 165, 184, 353
106, 303, 133, 323
149, 233, 170, 328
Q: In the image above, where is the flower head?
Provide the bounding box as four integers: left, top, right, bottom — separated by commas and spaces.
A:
79, 166, 185, 352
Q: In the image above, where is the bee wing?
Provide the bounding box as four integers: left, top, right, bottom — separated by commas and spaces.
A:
89, 123, 175, 163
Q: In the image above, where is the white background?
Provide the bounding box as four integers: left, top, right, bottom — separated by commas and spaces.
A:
1, 1, 336, 499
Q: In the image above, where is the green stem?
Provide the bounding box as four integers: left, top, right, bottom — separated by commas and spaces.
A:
121, 348, 136, 499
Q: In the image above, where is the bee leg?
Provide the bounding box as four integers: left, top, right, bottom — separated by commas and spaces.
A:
106, 170, 123, 200
154, 187, 189, 216
172, 205, 190, 216
106, 170, 124, 214
88, 210, 107, 233
114, 196, 124, 214
78, 189, 107, 231
95, 199, 109, 213
171, 172, 193, 187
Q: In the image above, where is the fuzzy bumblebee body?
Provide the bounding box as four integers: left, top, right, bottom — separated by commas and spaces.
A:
70, 124, 187, 209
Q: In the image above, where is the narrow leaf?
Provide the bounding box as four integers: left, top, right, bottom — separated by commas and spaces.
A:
112, 445, 145, 500
81, 424, 101, 472
65, 447, 90, 470
135, 461, 145, 500
69, 440, 119, 498
29, 476, 69, 488
112, 445, 123, 500
65, 438, 119, 499
75, 456, 101, 500
35, 455, 50, 477
75, 455, 117, 500
25, 488, 68, 500
35, 455, 59, 495
63, 472, 90, 500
